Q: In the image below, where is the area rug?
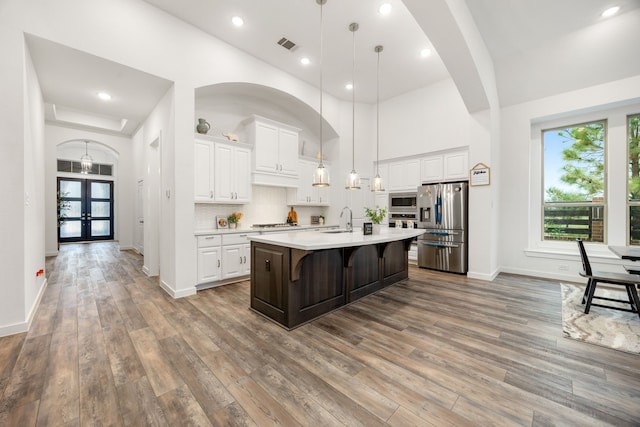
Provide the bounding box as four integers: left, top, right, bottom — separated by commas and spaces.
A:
561, 283, 640, 354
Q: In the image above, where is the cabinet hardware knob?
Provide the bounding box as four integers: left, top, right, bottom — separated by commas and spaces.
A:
265, 259, 270, 271
217, 260, 220, 267
243, 256, 246, 263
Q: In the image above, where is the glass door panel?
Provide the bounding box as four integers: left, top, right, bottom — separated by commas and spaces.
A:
58, 178, 114, 243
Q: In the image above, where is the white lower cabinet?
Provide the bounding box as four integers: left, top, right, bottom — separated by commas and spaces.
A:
221, 243, 251, 279
197, 232, 256, 288
197, 235, 221, 284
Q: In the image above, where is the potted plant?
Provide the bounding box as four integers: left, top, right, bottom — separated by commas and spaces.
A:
227, 212, 243, 229
57, 191, 71, 248
364, 206, 387, 234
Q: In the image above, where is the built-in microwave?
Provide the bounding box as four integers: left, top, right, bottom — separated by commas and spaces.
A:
389, 192, 417, 213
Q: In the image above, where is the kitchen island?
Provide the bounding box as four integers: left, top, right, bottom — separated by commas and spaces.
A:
249, 228, 425, 329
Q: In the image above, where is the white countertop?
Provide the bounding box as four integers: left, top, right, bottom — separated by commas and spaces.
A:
248, 228, 425, 250
194, 224, 339, 236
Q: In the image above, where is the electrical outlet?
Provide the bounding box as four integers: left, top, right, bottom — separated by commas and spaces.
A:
558, 265, 569, 271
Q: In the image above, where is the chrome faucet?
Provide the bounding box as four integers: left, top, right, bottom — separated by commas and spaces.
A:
340, 206, 353, 232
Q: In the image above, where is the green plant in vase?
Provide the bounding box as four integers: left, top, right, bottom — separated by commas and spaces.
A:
364, 206, 387, 224
227, 212, 243, 229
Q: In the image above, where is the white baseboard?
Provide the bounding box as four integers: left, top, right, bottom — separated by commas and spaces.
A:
118, 245, 134, 251
142, 265, 151, 276
499, 266, 581, 283
0, 278, 48, 338
45, 250, 59, 257
467, 269, 499, 281
159, 280, 196, 299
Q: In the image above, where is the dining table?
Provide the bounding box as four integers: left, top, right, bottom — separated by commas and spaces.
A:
608, 245, 640, 261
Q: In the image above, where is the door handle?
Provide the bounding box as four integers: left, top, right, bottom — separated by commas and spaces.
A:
243, 256, 246, 264
217, 259, 220, 268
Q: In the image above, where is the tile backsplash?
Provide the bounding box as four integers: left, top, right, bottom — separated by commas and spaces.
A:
194, 185, 328, 231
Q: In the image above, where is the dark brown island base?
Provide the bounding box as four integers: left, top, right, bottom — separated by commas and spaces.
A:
248, 228, 425, 329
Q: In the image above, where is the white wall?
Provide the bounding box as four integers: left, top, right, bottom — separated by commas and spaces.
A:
44, 127, 135, 255
499, 76, 640, 281
23, 39, 47, 331
379, 79, 470, 160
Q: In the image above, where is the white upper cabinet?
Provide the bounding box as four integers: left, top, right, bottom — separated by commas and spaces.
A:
194, 138, 215, 202
388, 159, 420, 192
214, 142, 251, 203
443, 151, 469, 181
246, 115, 300, 187
195, 135, 251, 204
420, 150, 469, 183
287, 159, 330, 206
420, 155, 444, 183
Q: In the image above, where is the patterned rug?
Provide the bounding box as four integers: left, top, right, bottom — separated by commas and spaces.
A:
561, 283, 640, 354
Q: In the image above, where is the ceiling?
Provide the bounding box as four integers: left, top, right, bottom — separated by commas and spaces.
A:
26, 0, 640, 136
26, 34, 173, 136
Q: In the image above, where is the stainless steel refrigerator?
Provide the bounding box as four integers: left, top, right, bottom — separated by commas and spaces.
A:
417, 182, 468, 273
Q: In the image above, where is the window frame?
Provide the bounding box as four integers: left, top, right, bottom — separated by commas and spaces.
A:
627, 113, 640, 245
540, 119, 608, 244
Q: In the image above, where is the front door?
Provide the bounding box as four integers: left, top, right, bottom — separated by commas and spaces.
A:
58, 178, 114, 243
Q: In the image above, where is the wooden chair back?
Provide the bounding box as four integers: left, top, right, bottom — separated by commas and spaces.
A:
576, 238, 592, 276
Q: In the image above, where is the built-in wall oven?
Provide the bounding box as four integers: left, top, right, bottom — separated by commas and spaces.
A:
388, 192, 418, 228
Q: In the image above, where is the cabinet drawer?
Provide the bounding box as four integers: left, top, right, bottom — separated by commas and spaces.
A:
197, 235, 221, 248
222, 232, 257, 246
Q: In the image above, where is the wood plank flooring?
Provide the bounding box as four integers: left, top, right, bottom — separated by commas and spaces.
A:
0, 242, 638, 426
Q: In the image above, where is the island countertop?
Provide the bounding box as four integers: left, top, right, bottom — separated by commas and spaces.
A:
248, 227, 425, 250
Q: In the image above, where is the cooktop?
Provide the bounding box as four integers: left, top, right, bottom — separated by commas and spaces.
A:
251, 223, 299, 228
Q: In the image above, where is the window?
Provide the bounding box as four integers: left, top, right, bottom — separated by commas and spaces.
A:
542, 120, 606, 242
628, 114, 640, 245
57, 159, 113, 176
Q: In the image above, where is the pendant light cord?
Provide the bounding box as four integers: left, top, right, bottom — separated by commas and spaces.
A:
351, 24, 356, 172
376, 47, 382, 175
319, 0, 324, 165
376, 48, 380, 176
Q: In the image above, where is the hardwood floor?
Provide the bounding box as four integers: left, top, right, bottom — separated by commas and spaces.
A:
0, 242, 638, 426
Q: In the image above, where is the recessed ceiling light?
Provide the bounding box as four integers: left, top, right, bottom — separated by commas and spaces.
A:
379, 3, 392, 16
98, 92, 111, 101
300, 57, 310, 65
231, 16, 244, 27
420, 48, 432, 58
345, 83, 353, 90
601, 6, 620, 17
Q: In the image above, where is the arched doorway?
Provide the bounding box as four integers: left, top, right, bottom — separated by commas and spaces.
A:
56, 140, 118, 243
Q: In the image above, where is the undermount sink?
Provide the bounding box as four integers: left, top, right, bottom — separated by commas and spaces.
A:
322, 229, 353, 234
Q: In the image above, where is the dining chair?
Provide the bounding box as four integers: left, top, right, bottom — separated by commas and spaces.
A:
576, 239, 640, 318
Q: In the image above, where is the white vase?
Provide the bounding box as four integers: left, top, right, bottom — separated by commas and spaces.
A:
372, 223, 382, 234
229, 223, 237, 229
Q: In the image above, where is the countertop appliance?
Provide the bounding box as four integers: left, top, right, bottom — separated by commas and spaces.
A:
417, 182, 468, 273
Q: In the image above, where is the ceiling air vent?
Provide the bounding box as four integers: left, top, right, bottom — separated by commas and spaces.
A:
277, 37, 297, 51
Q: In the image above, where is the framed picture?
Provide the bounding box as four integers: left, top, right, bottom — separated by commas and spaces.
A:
363, 222, 373, 235
470, 162, 490, 186
216, 215, 228, 229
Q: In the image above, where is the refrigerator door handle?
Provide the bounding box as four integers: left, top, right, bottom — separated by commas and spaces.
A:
435, 190, 442, 224
422, 242, 460, 248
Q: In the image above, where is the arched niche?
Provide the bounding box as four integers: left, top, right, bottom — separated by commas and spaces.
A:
195, 82, 339, 160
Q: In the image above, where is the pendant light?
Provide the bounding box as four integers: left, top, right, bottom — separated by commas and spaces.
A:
345, 22, 361, 190
372, 45, 385, 192
80, 140, 93, 174
313, 0, 330, 187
